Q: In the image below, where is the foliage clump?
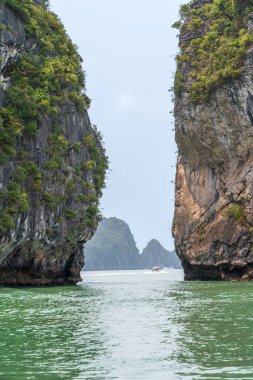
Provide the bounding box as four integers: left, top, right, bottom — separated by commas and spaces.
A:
173, 0, 253, 102
84, 131, 109, 197
226, 203, 246, 224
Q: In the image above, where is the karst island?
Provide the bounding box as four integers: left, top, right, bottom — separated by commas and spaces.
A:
0, 0, 108, 285
173, 0, 253, 280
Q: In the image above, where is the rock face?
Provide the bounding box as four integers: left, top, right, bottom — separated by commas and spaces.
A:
0, 1, 107, 285
84, 218, 142, 270
141, 239, 182, 269
173, 0, 253, 281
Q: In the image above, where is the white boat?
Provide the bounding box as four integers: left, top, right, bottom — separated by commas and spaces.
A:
152, 266, 161, 272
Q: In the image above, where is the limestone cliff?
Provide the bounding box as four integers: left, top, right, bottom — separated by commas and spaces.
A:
0, 1, 108, 285
173, 0, 253, 280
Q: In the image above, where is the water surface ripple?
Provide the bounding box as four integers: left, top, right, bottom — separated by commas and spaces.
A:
0, 270, 253, 379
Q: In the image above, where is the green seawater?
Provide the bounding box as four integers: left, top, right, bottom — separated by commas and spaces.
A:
0, 269, 253, 380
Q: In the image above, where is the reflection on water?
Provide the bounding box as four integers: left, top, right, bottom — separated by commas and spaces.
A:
0, 270, 252, 379
0, 286, 108, 379
169, 282, 253, 379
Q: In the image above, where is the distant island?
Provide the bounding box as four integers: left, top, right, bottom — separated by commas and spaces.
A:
141, 239, 182, 270
84, 217, 182, 271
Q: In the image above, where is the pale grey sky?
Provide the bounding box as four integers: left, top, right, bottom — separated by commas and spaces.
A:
50, 0, 186, 251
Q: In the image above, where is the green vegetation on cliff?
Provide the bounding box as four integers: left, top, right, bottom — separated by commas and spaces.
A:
173, 0, 253, 102
0, 0, 108, 235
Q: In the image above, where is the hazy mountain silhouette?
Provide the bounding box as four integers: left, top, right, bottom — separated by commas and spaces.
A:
84, 218, 182, 271
141, 239, 182, 269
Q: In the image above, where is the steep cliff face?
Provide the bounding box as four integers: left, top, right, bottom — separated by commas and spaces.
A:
0, 1, 108, 285
173, 0, 253, 280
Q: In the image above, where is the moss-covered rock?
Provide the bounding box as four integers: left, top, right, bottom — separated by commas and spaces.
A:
0, 0, 108, 285
173, 0, 253, 102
